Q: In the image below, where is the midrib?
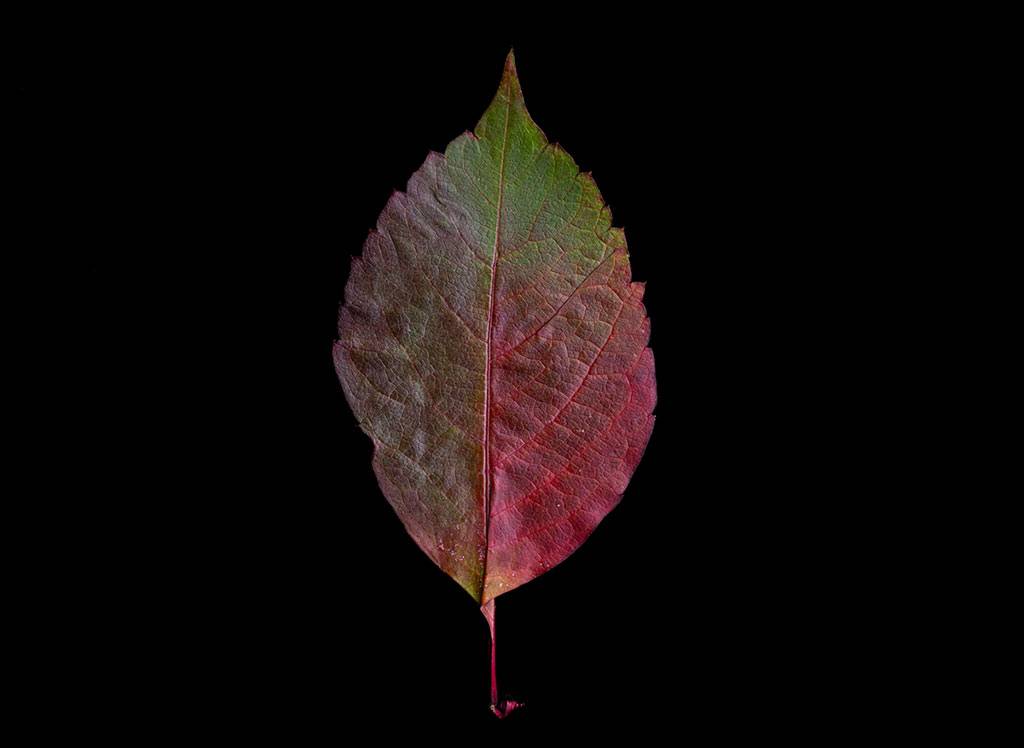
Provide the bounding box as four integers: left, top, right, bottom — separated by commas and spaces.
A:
480, 77, 512, 596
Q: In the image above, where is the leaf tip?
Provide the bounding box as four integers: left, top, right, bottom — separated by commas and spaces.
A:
499, 49, 524, 103
503, 48, 517, 76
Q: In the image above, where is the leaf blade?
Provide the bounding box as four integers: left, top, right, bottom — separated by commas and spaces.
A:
334, 51, 656, 605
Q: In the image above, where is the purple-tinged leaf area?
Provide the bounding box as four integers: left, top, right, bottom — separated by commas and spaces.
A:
334, 52, 655, 712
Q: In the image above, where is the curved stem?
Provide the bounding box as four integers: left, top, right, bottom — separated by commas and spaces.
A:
481, 598, 521, 718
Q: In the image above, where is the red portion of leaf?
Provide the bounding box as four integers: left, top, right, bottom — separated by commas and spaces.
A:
485, 249, 655, 600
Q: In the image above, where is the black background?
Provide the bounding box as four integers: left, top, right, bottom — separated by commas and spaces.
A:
18, 19, 923, 739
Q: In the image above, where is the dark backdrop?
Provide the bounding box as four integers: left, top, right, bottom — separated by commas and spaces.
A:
30, 22, 908, 738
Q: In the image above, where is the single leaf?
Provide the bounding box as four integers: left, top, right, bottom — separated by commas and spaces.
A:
334, 51, 656, 716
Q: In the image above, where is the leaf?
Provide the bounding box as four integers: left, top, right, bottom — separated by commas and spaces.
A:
333, 51, 656, 717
